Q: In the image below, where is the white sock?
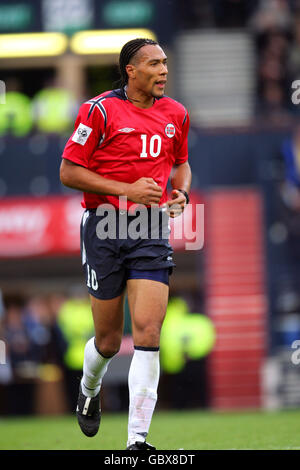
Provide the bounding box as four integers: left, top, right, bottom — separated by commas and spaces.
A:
127, 347, 160, 447
81, 337, 113, 398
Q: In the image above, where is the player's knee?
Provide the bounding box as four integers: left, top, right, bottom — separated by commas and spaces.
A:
135, 323, 162, 347
95, 335, 121, 358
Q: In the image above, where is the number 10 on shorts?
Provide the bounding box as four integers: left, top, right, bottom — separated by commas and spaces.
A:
86, 264, 99, 291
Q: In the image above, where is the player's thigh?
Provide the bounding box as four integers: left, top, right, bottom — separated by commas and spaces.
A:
90, 293, 125, 345
126, 279, 169, 344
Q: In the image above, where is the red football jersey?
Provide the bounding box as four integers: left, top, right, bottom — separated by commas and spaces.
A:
62, 88, 189, 209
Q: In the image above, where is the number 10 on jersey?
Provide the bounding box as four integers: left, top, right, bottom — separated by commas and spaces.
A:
140, 134, 162, 158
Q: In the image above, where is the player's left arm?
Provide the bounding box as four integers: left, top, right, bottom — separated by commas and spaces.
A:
165, 106, 191, 218
166, 161, 192, 218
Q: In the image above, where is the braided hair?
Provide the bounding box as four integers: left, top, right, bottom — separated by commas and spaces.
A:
117, 38, 158, 88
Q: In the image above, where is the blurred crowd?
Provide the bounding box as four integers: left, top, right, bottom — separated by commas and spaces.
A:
275, 125, 300, 317
0, 290, 210, 416
0, 291, 95, 415
253, 0, 300, 121
0, 81, 78, 137
1, 1, 300, 136
182, 0, 300, 123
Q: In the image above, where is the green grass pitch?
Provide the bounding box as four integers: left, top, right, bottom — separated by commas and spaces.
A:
0, 409, 300, 450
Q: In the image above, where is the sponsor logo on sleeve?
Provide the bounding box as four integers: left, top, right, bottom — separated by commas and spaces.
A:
72, 123, 93, 145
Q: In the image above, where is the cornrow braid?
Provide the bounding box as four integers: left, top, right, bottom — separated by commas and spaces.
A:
117, 38, 158, 88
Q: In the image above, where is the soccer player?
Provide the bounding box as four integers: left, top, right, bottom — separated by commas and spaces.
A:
60, 38, 191, 450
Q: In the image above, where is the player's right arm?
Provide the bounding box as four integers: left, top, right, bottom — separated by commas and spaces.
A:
60, 100, 161, 204
60, 159, 162, 204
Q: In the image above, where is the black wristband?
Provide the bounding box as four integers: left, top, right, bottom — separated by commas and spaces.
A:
178, 189, 190, 204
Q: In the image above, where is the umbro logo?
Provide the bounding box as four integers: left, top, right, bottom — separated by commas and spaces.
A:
118, 128, 135, 133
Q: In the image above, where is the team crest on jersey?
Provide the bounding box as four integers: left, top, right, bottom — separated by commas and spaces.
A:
165, 123, 176, 138
72, 123, 93, 146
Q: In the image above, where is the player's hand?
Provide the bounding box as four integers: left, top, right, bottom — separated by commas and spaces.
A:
164, 189, 187, 218
127, 177, 163, 205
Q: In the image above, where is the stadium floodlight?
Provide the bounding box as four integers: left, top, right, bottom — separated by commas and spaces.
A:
0, 32, 68, 58
70, 29, 157, 55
